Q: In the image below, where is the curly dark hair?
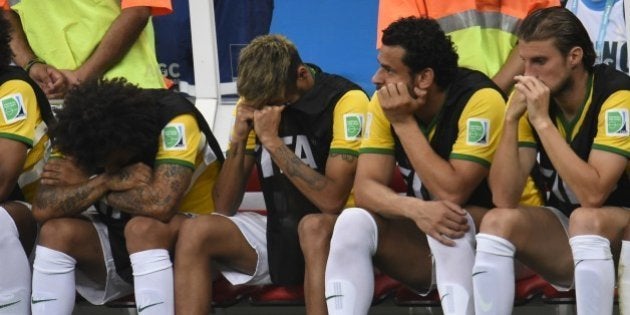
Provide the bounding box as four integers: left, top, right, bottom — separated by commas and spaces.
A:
0, 12, 13, 67
381, 17, 458, 89
51, 78, 162, 172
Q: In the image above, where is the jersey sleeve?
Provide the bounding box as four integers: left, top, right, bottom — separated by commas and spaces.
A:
330, 90, 369, 155
359, 92, 396, 155
155, 114, 200, 170
592, 90, 630, 158
450, 88, 506, 167
0, 79, 40, 147
121, 0, 172, 16
1, 0, 8, 10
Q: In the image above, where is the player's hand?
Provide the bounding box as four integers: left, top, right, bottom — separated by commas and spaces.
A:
106, 163, 152, 191
254, 105, 285, 146
29, 63, 68, 99
377, 81, 426, 125
514, 75, 552, 128
505, 87, 527, 122
408, 199, 469, 246
232, 103, 256, 143
40, 158, 90, 186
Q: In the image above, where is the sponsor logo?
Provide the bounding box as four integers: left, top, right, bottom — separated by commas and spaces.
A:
138, 301, 164, 313
325, 294, 343, 301
31, 297, 57, 304
1, 93, 27, 124
606, 109, 629, 136
0, 300, 21, 309
344, 114, 363, 140
162, 123, 187, 150
467, 118, 490, 146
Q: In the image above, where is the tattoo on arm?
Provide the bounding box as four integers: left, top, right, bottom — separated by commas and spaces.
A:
34, 182, 104, 216
329, 152, 357, 163
107, 164, 191, 216
274, 145, 326, 190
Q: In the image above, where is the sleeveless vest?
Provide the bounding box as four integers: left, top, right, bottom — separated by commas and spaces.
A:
257, 64, 365, 285
535, 64, 630, 215
394, 68, 505, 208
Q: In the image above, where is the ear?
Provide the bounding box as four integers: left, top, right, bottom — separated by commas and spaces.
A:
414, 68, 434, 89
297, 65, 310, 80
568, 46, 584, 68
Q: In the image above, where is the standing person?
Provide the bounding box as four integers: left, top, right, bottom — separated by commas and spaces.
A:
2, 0, 171, 99
174, 34, 369, 315
30, 78, 223, 315
565, 0, 629, 75
325, 17, 507, 315
377, 0, 560, 93
471, 7, 629, 315
0, 11, 54, 315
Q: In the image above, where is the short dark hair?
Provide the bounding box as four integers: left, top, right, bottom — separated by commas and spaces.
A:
51, 78, 162, 172
0, 13, 13, 67
381, 16, 458, 89
518, 7, 596, 71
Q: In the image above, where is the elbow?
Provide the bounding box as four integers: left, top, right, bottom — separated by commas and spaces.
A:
492, 196, 519, 209
577, 192, 608, 209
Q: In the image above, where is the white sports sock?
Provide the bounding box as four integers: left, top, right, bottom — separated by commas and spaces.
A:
0, 209, 31, 314
130, 249, 173, 315
619, 240, 630, 315
31, 245, 77, 315
427, 211, 476, 315
472, 233, 516, 315
570, 235, 614, 315
325, 208, 377, 315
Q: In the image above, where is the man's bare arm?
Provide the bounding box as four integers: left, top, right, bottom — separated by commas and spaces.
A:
107, 163, 193, 222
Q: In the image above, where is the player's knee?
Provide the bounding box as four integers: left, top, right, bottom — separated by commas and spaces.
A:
569, 207, 606, 235
125, 216, 171, 251
331, 208, 377, 253
478, 207, 522, 239
38, 218, 82, 251
177, 216, 222, 253
298, 214, 334, 248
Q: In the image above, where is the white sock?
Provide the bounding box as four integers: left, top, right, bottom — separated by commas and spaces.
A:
325, 208, 377, 315
619, 240, 630, 315
570, 235, 614, 315
130, 249, 173, 315
31, 245, 77, 315
472, 233, 516, 315
427, 211, 476, 315
0, 209, 31, 314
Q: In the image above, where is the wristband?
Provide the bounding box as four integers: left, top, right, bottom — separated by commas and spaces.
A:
23, 57, 46, 74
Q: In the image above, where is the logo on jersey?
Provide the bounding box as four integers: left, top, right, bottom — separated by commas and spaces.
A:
467, 118, 489, 146
606, 109, 629, 136
344, 114, 363, 140
162, 123, 187, 150
1, 93, 27, 124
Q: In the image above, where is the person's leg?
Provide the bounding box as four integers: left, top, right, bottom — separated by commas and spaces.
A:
428, 206, 485, 315
325, 208, 432, 315
124, 214, 189, 315
618, 222, 630, 315
569, 206, 630, 315
298, 213, 337, 315
0, 202, 36, 314
32, 217, 107, 315
174, 214, 260, 315
472, 206, 573, 315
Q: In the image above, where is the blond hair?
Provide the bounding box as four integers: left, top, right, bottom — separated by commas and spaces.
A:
237, 34, 302, 105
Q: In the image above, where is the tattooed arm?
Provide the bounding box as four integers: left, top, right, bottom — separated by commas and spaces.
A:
254, 106, 358, 214
32, 160, 152, 223
106, 163, 193, 222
